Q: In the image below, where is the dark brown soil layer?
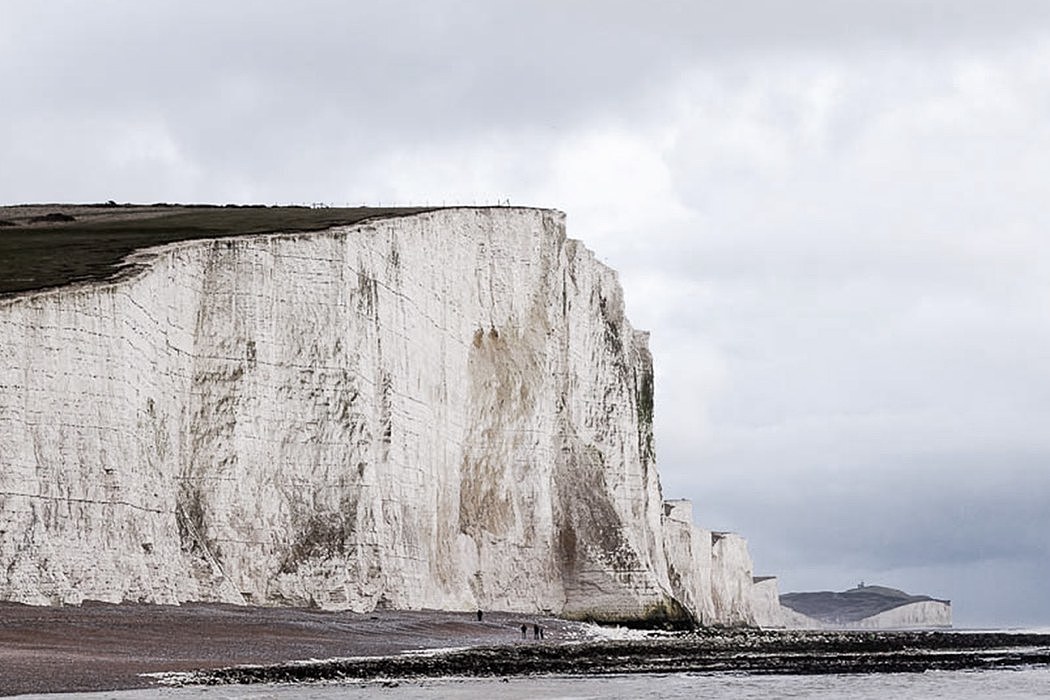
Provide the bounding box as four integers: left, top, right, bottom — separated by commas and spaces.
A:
0, 601, 565, 696
190, 628, 1050, 687
0, 204, 432, 298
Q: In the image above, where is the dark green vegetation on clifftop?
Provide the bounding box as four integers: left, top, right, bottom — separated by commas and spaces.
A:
0, 204, 431, 297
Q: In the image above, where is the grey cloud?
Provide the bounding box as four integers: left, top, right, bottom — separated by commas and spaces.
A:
7, 1, 1049, 201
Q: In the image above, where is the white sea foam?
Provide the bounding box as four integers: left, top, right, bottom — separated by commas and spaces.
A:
575, 623, 676, 641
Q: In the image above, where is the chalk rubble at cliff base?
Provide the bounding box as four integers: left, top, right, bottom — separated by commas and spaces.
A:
0, 207, 783, 626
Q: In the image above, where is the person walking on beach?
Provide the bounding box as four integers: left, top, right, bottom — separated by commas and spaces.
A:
533, 623, 541, 640
477, 610, 483, 622
520, 623, 528, 639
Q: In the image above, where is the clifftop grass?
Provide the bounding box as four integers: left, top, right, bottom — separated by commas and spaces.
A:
0, 204, 431, 297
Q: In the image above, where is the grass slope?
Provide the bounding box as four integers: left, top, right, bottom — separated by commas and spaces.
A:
0, 204, 432, 297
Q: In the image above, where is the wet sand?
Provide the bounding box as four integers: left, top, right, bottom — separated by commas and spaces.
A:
0, 602, 572, 696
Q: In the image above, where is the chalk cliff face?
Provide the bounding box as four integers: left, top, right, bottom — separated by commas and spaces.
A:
660, 500, 767, 626
0, 207, 765, 625
749, 577, 783, 628
851, 601, 952, 629
778, 601, 953, 630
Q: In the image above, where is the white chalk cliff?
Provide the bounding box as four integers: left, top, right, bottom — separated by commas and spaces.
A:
779, 584, 951, 630
0, 207, 771, 625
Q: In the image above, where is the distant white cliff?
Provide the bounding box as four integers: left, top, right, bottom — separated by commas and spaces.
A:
0, 207, 772, 625
780, 585, 952, 629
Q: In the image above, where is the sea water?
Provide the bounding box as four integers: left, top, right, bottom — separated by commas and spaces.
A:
21, 669, 1050, 700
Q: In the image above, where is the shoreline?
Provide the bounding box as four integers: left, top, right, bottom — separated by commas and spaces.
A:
2, 603, 1049, 696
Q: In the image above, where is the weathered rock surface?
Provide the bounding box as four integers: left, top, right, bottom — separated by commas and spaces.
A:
0, 207, 768, 625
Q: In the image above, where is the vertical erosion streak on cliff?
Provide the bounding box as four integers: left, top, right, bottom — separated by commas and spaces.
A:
451, 212, 563, 612
634, 346, 656, 478
178, 241, 249, 601
549, 241, 685, 623
460, 327, 529, 539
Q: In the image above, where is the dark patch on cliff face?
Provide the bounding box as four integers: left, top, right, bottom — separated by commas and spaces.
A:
356, 271, 378, 318
636, 599, 694, 628
378, 370, 393, 450
595, 287, 637, 426
557, 522, 578, 571
4, 503, 39, 580
459, 325, 540, 540
555, 443, 636, 574
245, 340, 257, 369
635, 368, 653, 431
176, 486, 221, 565
634, 365, 655, 468
458, 387, 516, 540
554, 437, 691, 626
596, 290, 623, 357
459, 451, 515, 540
278, 499, 359, 574
334, 386, 362, 427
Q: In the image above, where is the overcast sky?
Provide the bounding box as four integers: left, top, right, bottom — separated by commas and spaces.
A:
4, 1, 1049, 627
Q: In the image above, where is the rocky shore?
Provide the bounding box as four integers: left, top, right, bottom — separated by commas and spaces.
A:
175, 629, 1050, 687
